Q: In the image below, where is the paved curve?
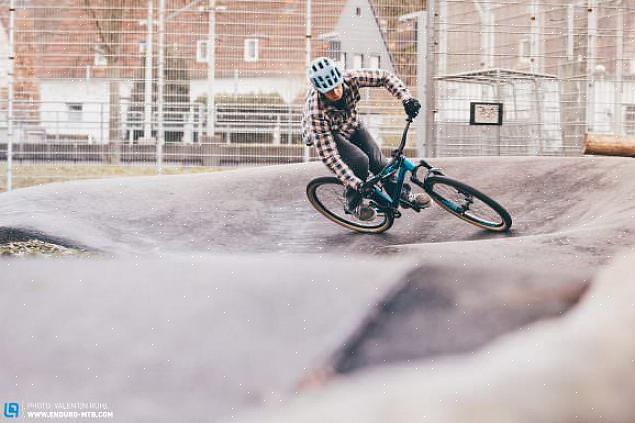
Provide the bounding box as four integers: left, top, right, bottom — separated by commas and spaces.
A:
0, 255, 411, 422
1, 156, 634, 267
1, 156, 634, 422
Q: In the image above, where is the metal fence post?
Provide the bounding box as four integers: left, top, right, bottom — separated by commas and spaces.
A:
100, 102, 104, 144
206, 0, 216, 139
157, 0, 165, 173
287, 104, 292, 144
143, 0, 154, 141
438, 0, 447, 74
425, 0, 437, 157
615, 3, 623, 135
303, 0, 311, 163
586, 0, 597, 133
530, 0, 540, 73
415, 11, 427, 157
7, 0, 15, 191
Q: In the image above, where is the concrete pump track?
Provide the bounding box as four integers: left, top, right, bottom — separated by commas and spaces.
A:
1, 156, 634, 422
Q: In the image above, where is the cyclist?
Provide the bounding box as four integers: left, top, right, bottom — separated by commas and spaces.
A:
302, 56, 431, 221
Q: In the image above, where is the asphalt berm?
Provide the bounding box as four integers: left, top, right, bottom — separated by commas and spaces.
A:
1, 156, 633, 422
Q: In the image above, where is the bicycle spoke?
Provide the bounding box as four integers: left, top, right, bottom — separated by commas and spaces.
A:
314, 183, 388, 228
428, 178, 508, 229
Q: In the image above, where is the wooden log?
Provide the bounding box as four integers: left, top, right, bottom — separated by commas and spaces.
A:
583, 133, 635, 157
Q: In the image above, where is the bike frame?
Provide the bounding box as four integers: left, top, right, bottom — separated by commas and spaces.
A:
362, 117, 441, 212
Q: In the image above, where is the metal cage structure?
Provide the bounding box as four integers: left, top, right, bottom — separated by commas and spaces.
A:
1, 0, 635, 190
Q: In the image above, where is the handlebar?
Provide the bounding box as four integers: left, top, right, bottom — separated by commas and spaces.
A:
360, 116, 439, 194
384, 116, 413, 169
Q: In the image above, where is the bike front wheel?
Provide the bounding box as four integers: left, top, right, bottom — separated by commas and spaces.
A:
306, 177, 394, 234
423, 175, 512, 232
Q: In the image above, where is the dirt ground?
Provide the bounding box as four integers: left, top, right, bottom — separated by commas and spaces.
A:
0, 163, 221, 192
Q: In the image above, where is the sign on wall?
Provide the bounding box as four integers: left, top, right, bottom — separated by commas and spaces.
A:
470, 102, 504, 126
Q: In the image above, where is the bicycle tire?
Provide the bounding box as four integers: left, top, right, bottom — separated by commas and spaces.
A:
306, 176, 394, 234
423, 175, 512, 232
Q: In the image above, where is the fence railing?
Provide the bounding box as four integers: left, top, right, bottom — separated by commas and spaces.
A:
3, 0, 635, 191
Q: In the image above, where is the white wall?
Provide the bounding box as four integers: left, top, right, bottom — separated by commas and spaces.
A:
39, 79, 133, 143
36, 76, 306, 143
189, 76, 306, 104
437, 78, 563, 152
33, 76, 635, 144
335, 0, 395, 73
592, 80, 635, 134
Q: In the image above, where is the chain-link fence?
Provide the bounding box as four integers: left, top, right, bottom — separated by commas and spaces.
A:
1, 0, 634, 190
0, 0, 424, 190
433, 0, 635, 157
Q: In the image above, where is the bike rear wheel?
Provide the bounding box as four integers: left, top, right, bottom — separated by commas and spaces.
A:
306, 177, 394, 234
423, 175, 512, 232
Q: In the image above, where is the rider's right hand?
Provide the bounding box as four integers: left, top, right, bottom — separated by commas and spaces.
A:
403, 98, 421, 118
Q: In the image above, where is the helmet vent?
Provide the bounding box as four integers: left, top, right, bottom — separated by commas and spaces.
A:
308, 56, 343, 93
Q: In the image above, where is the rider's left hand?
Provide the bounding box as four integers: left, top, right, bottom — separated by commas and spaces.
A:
403, 98, 421, 118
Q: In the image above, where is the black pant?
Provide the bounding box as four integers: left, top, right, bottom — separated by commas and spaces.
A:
334, 124, 388, 182
335, 124, 394, 210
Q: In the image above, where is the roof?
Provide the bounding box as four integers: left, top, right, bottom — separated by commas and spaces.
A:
436, 68, 560, 82
3, 0, 348, 80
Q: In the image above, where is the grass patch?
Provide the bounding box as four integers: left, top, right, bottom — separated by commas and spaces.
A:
0, 163, 222, 193
0, 240, 92, 257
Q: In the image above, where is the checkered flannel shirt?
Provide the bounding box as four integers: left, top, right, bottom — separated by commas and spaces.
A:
302, 69, 412, 190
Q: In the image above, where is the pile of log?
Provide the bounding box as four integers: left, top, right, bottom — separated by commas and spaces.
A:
583, 133, 635, 157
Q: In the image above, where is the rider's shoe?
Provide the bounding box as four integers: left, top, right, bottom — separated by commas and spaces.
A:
354, 204, 377, 221
344, 187, 377, 221
400, 183, 432, 209
345, 188, 363, 213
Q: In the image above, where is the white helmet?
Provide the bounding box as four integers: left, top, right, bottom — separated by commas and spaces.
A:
308, 57, 343, 94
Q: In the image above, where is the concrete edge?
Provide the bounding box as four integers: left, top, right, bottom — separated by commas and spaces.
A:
232, 250, 635, 423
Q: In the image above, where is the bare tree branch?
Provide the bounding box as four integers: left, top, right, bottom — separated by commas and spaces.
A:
82, 0, 113, 55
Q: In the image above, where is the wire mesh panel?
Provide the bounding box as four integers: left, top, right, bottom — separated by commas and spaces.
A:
3, 0, 633, 190
433, 0, 635, 157
1, 0, 425, 191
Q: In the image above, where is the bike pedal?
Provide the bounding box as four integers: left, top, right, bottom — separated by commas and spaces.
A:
408, 203, 422, 213
399, 200, 413, 210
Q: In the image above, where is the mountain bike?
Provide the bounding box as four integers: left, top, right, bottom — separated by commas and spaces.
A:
306, 117, 513, 234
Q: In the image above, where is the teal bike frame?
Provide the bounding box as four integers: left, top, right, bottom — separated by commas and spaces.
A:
361, 117, 440, 215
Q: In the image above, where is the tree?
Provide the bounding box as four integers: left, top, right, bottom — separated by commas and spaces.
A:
128, 46, 191, 142
82, 0, 144, 143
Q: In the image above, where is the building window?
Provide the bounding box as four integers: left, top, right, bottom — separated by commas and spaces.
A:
94, 46, 107, 66
369, 55, 381, 69
353, 54, 363, 69
327, 40, 346, 68
328, 40, 341, 61
138, 41, 146, 54
244, 38, 259, 62
625, 105, 635, 135
197, 40, 209, 63
67, 103, 83, 123
519, 37, 531, 63
355, 7, 361, 16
